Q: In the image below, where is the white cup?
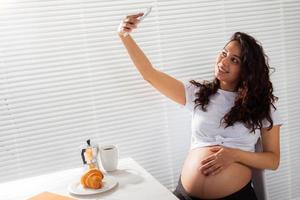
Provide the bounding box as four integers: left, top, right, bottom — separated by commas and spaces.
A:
98, 144, 119, 172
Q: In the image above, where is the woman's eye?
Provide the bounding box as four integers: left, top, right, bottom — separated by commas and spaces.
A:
222, 52, 227, 57
231, 58, 238, 64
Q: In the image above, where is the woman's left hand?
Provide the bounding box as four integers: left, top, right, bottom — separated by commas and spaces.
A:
198, 145, 237, 176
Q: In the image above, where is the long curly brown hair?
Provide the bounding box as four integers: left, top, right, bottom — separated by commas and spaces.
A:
190, 32, 278, 133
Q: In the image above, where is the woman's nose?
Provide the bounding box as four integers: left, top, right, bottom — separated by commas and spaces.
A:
220, 57, 229, 66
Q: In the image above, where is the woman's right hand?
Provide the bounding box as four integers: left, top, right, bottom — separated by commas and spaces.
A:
118, 13, 144, 37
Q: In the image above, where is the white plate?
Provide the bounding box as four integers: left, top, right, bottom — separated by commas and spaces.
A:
68, 176, 118, 195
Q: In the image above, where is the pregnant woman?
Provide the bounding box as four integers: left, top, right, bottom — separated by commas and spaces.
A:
118, 13, 282, 200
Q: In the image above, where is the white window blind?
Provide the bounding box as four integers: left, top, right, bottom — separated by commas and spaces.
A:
0, 0, 174, 188
0, 0, 299, 199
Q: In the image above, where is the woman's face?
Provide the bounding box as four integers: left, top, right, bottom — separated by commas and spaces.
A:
214, 40, 242, 91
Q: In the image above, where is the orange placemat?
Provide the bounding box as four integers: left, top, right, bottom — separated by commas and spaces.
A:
27, 191, 77, 200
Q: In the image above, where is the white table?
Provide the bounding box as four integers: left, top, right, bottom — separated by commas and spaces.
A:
0, 157, 179, 200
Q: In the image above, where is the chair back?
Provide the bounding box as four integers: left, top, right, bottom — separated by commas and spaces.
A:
252, 137, 269, 200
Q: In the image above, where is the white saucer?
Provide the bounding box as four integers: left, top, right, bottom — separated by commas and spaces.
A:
68, 176, 118, 195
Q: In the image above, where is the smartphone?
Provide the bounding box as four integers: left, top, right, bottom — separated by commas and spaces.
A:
139, 6, 152, 22
124, 6, 152, 37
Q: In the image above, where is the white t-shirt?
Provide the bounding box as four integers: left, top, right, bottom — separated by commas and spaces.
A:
182, 81, 283, 152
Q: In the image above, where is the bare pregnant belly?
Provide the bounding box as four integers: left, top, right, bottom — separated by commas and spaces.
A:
180, 146, 252, 199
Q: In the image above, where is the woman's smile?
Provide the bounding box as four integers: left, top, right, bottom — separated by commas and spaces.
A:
218, 65, 229, 73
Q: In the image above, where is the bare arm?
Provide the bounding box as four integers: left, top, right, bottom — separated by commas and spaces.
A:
118, 13, 185, 105
234, 125, 280, 170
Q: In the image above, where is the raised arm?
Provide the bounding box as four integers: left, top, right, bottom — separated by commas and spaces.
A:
118, 13, 186, 105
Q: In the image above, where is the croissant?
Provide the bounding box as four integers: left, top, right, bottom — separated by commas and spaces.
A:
80, 168, 104, 189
